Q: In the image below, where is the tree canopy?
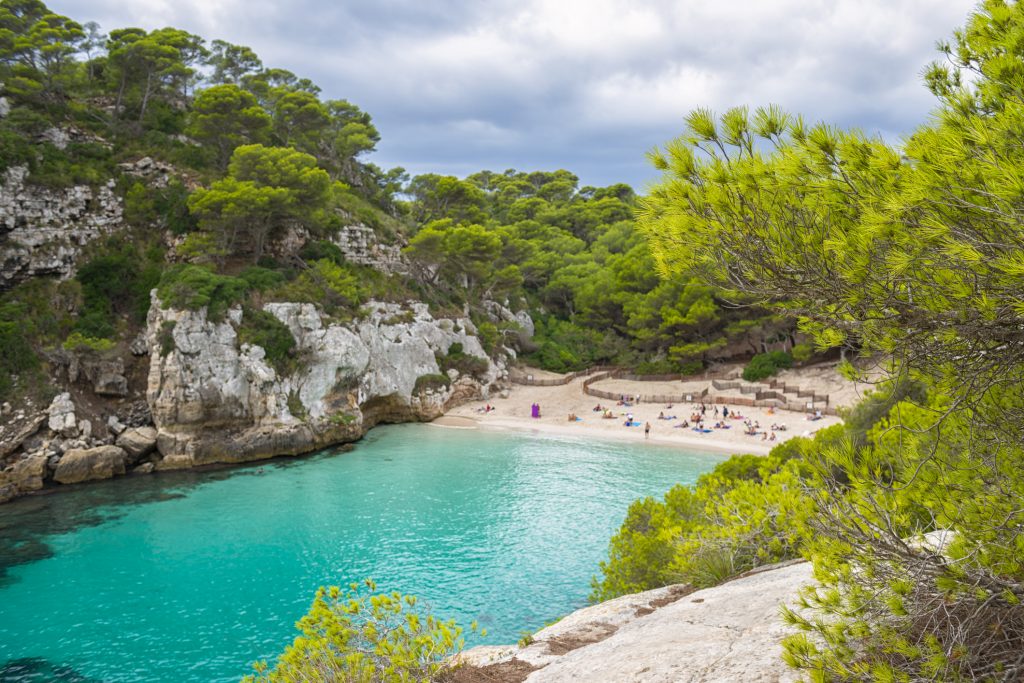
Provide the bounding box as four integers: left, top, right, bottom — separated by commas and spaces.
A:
636, 1, 1024, 677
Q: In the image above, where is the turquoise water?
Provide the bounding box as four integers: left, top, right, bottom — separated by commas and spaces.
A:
0, 424, 724, 682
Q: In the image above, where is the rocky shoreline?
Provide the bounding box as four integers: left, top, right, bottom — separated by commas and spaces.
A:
0, 298, 511, 505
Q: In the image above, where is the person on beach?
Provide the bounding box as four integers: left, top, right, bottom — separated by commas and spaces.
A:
644, 421, 651, 438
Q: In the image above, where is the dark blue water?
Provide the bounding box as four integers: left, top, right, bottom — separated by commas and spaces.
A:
0, 424, 723, 682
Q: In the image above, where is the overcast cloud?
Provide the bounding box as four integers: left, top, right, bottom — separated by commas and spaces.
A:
49, 0, 975, 189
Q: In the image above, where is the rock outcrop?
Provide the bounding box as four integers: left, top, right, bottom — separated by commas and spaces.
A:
331, 224, 406, 274
146, 297, 507, 469
0, 165, 123, 290
53, 445, 127, 484
458, 560, 811, 683
116, 426, 158, 462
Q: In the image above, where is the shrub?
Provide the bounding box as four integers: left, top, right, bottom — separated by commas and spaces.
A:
156, 265, 249, 321
414, 374, 451, 393
790, 342, 814, 364
238, 266, 285, 292
237, 309, 296, 375
274, 259, 364, 315
158, 321, 176, 357
0, 318, 39, 398
741, 350, 792, 381
436, 342, 489, 378
286, 390, 307, 420
299, 239, 345, 265
591, 431, 834, 602
62, 332, 116, 353
244, 580, 471, 683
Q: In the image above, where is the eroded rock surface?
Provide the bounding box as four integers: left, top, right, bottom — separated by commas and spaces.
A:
0, 166, 123, 290
459, 561, 811, 683
146, 298, 506, 468
54, 445, 127, 484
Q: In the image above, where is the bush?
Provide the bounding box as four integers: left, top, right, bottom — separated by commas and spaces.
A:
244, 580, 471, 682
591, 431, 834, 602
436, 342, 489, 377
158, 321, 176, 357
741, 350, 792, 381
238, 266, 285, 292
790, 342, 814, 363
237, 309, 296, 375
0, 317, 40, 398
62, 332, 116, 353
299, 239, 345, 265
156, 265, 249, 321
273, 259, 364, 315
414, 374, 451, 393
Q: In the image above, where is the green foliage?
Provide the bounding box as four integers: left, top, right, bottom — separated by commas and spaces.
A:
61, 331, 115, 352
156, 264, 248, 321
72, 239, 163, 339
237, 308, 296, 375
273, 258, 364, 316
526, 317, 618, 373
158, 321, 175, 356
186, 83, 271, 167
0, 0, 84, 103
790, 342, 813, 363
435, 341, 489, 378
638, 5, 1024, 677
105, 26, 207, 123
244, 579, 469, 682
237, 266, 285, 292
402, 166, 787, 372
414, 374, 451, 394
592, 433, 829, 602
187, 144, 332, 261
286, 390, 306, 420
741, 351, 792, 382
0, 306, 40, 398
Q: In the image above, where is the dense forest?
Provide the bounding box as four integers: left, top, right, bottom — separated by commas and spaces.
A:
0, 0, 797, 404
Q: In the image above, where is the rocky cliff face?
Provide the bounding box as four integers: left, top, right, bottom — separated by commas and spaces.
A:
146, 298, 506, 469
0, 165, 123, 290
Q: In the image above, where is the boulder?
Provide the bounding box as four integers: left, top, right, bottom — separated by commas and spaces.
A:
53, 445, 126, 484
0, 413, 46, 458
8, 453, 48, 491
129, 332, 149, 356
107, 415, 127, 435
116, 426, 158, 461
47, 393, 77, 437
132, 462, 155, 474
93, 360, 128, 397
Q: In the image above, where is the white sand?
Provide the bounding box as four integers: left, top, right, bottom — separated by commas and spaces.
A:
440, 370, 845, 456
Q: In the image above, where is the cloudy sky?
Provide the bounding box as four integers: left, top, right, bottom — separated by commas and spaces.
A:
50, 0, 975, 189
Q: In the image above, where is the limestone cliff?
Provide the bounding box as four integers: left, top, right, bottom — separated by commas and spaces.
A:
146, 297, 506, 469
457, 560, 810, 683
0, 165, 123, 290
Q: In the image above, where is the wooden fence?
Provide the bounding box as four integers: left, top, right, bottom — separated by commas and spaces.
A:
511, 365, 838, 415
509, 365, 618, 387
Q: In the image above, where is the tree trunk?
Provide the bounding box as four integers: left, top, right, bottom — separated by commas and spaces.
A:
138, 71, 153, 122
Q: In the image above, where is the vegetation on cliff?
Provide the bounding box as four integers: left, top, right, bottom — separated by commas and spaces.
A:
0, 0, 802, 403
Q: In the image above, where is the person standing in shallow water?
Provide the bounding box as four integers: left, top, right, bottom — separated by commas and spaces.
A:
644, 421, 651, 438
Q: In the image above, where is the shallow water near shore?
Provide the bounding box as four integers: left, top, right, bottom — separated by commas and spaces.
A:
0, 424, 725, 682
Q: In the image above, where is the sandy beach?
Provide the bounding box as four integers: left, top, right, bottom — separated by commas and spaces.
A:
438, 368, 847, 456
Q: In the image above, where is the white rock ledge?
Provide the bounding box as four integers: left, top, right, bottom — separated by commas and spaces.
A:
459, 560, 811, 683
